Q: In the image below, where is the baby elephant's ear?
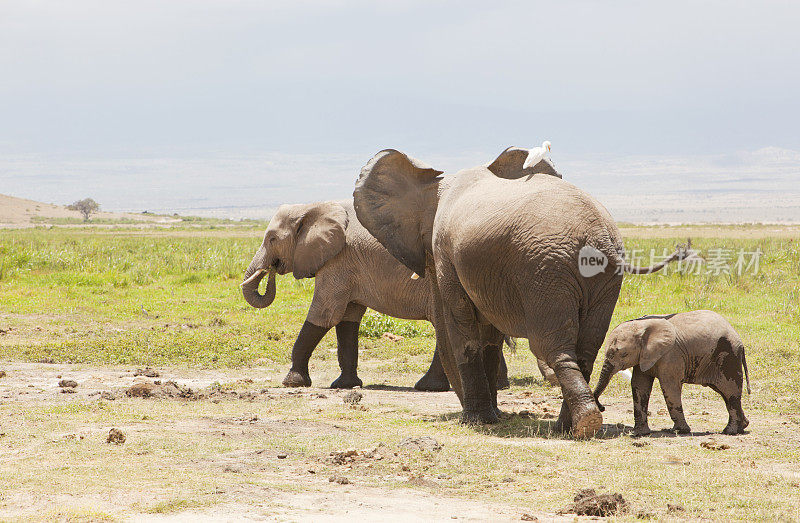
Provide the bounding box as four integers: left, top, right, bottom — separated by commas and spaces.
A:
293, 202, 348, 279
639, 319, 677, 372
487, 147, 561, 179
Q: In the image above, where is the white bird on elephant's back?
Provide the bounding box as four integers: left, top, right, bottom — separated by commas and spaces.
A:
522, 140, 552, 169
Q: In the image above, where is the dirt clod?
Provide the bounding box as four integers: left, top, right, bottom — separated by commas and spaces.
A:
561, 488, 628, 517
58, 379, 78, 388
343, 390, 363, 404
100, 391, 116, 401
106, 428, 125, 444
127, 382, 158, 397
701, 439, 730, 450
328, 445, 386, 465
134, 367, 159, 377
520, 514, 538, 521
0, 370, 6, 378
399, 436, 442, 453
329, 476, 351, 485
277, 453, 287, 459
381, 332, 404, 342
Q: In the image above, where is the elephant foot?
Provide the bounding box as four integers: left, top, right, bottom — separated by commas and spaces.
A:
414, 373, 451, 392
330, 374, 363, 389
633, 425, 652, 437
554, 404, 572, 434
282, 370, 311, 388
670, 424, 691, 435
571, 405, 603, 439
460, 407, 500, 425
722, 417, 747, 435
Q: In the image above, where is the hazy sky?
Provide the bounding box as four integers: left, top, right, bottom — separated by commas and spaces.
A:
3, 0, 800, 159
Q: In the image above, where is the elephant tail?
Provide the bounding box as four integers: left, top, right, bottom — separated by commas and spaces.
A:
621, 238, 697, 274
741, 346, 751, 394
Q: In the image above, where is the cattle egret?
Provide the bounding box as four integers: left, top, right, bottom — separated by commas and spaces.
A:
522, 141, 552, 170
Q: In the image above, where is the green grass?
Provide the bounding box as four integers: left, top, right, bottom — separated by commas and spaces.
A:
1, 229, 798, 400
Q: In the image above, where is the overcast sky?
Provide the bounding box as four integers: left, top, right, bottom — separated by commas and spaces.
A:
2, 0, 800, 160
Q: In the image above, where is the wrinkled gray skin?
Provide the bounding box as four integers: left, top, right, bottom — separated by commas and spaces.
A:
354, 148, 628, 438
241, 199, 511, 389
593, 310, 751, 436
354, 147, 686, 437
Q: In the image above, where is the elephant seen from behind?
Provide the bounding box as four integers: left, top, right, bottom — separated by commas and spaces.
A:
353, 147, 686, 437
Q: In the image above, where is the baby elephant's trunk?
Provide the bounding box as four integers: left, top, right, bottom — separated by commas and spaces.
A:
592, 361, 615, 412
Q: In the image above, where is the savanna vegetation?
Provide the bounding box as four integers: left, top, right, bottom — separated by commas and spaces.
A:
1, 224, 799, 520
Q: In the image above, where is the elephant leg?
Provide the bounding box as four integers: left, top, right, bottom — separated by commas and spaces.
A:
556, 287, 619, 435
479, 324, 505, 416
283, 320, 330, 387
483, 343, 502, 417
660, 379, 690, 434
537, 358, 559, 386
631, 366, 655, 436
496, 350, 510, 390
439, 266, 497, 424
709, 382, 749, 435
330, 321, 363, 389
414, 348, 451, 392
538, 317, 601, 438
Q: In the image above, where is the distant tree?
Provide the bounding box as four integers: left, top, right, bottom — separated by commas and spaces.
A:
67, 198, 100, 222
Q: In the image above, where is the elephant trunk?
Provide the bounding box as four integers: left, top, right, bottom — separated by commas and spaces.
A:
592, 361, 615, 412
241, 247, 277, 308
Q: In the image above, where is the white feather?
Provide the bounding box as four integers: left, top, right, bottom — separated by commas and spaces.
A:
522, 140, 552, 169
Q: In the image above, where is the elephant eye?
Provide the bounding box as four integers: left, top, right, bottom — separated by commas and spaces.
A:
296, 219, 305, 235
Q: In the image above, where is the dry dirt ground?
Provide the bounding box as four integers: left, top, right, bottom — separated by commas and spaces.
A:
0, 362, 573, 522
1, 361, 798, 521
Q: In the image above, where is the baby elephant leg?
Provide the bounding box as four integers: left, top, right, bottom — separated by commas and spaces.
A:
711, 383, 749, 435
631, 367, 655, 436
660, 379, 691, 434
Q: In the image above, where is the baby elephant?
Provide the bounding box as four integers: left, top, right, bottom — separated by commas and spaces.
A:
593, 310, 750, 436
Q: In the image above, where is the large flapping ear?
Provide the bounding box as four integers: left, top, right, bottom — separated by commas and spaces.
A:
292, 201, 348, 279
487, 147, 562, 179
353, 149, 443, 275
638, 319, 678, 372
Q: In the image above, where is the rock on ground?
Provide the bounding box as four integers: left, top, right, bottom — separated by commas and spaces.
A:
106, 428, 126, 444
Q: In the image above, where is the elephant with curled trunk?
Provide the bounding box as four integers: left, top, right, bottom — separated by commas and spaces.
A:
240, 199, 511, 389
353, 147, 687, 437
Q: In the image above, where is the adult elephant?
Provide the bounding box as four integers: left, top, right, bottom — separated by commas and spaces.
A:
240, 199, 511, 390
353, 147, 686, 437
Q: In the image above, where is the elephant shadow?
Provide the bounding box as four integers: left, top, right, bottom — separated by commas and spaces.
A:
364, 384, 418, 392
508, 376, 552, 387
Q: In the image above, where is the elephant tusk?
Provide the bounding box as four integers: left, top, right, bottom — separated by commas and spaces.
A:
410, 272, 420, 280
240, 268, 268, 287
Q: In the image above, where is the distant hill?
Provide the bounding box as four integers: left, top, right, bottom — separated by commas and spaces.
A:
0, 193, 173, 227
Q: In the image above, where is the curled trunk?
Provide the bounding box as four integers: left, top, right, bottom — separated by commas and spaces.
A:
592, 361, 615, 412
241, 265, 277, 309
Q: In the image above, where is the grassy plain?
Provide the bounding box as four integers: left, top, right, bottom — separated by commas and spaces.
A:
1, 224, 799, 520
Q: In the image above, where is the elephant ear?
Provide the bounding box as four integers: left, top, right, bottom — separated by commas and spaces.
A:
353, 149, 443, 275
487, 147, 561, 179
638, 319, 677, 372
292, 202, 348, 279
